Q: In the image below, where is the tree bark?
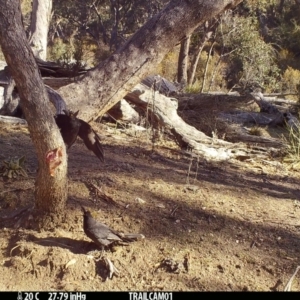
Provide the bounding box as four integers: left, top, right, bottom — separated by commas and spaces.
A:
177, 34, 191, 86
27, 0, 53, 60
58, 0, 243, 121
0, 0, 68, 228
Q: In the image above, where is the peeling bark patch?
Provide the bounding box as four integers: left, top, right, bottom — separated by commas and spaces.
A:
45, 147, 63, 177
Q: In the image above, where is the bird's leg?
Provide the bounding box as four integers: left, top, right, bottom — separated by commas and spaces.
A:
103, 257, 120, 279
86, 244, 105, 261
100, 245, 105, 259
91, 245, 105, 261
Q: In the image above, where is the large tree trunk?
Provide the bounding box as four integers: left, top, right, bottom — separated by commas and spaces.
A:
58, 0, 243, 121
27, 0, 53, 60
0, 0, 68, 229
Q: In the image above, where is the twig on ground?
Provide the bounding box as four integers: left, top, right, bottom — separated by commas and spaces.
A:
89, 182, 121, 207
284, 265, 300, 291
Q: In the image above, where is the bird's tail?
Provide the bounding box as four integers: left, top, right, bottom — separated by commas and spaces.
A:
94, 130, 105, 162
118, 233, 145, 242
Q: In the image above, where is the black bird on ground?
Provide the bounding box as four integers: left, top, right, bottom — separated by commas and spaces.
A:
82, 206, 145, 250
55, 110, 104, 162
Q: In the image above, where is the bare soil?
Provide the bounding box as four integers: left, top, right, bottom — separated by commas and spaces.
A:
0, 95, 300, 291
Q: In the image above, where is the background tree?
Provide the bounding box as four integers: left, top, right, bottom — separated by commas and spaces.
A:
48, 0, 168, 63
183, 5, 280, 93
187, 20, 218, 87
27, 0, 53, 60
167, 0, 300, 94
177, 34, 190, 86
222, 9, 279, 92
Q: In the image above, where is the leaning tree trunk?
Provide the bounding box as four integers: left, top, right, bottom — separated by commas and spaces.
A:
0, 0, 68, 229
27, 0, 53, 60
201, 40, 215, 93
187, 35, 207, 86
188, 21, 216, 86
58, 0, 243, 121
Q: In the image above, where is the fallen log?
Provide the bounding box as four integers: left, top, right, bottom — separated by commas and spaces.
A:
0, 82, 67, 117
250, 92, 300, 129
250, 92, 281, 114
125, 83, 281, 161
106, 99, 140, 124
0, 115, 27, 125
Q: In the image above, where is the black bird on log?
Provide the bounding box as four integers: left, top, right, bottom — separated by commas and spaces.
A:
55, 110, 104, 162
82, 206, 145, 250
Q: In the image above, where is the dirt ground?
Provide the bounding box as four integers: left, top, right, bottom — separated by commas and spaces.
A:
0, 94, 300, 291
